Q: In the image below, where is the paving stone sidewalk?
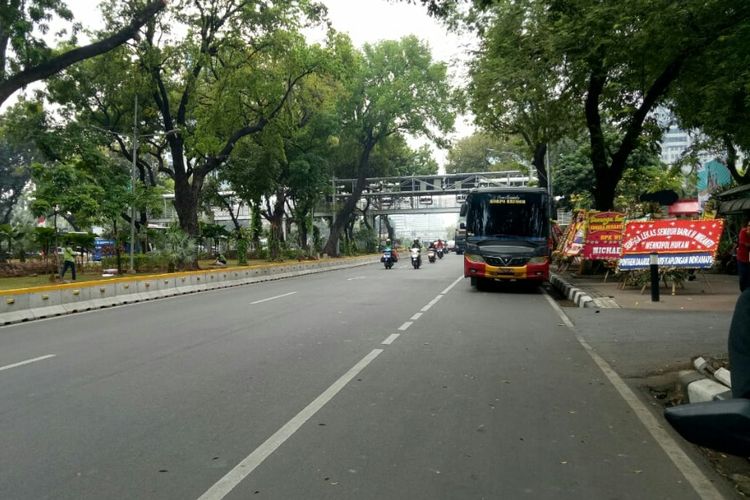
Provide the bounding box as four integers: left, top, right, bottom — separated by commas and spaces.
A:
551, 270, 742, 312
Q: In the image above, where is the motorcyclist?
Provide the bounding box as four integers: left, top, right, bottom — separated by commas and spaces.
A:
384, 238, 398, 262
411, 239, 421, 250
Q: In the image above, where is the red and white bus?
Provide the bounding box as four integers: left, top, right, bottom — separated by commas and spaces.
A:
462, 187, 551, 288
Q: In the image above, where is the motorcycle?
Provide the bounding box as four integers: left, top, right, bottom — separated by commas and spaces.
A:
436, 248, 444, 259
381, 249, 394, 269
427, 248, 436, 263
410, 247, 422, 269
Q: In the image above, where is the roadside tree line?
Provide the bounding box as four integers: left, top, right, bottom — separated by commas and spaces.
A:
1, 0, 457, 265
2, 0, 749, 269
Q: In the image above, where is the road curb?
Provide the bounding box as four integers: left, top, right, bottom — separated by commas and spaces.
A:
549, 273, 621, 309
550, 273, 595, 308
0, 257, 377, 326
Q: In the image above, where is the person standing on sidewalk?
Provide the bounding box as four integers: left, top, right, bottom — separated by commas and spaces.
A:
738, 217, 750, 292
60, 244, 76, 281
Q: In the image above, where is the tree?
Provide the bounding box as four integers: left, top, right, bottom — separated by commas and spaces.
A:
45, 45, 174, 237
552, 133, 681, 214
467, 0, 578, 187
322, 35, 457, 256
130, 0, 327, 240
0, 0, 166, 105
373, 139, 439, 177
670, 17, 750, 184
449, 0, 750, 209
0, 99, 44, 223
30, 161, 104, 231
446, 133, 527, 174
546, 0, 750, 209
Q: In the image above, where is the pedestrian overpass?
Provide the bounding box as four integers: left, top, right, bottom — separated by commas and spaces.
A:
151, 170, 533, 226
324, 170, 532, 217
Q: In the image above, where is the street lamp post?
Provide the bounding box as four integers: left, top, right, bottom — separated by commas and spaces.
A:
129, 96, 138, 274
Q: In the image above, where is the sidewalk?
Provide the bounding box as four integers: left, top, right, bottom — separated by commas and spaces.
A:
551, 269, 742, 313
551, 268, 740, 379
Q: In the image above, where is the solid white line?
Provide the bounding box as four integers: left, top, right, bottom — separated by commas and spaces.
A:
420, 294, 443, 312
0, 354, 56, 372
382, 334, 400, 345
410, 312, 423, 321
197, 349, 383, 500
250, 291, 297, 305
541, 291, 723, 500
440, 275, 464, 295
398, 321, 413, 331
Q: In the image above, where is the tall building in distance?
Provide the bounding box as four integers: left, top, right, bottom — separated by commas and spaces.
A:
654, 106, 713, 166
660, 123, 693, 165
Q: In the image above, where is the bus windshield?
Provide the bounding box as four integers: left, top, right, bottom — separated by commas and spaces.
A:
466, 191, 548, 239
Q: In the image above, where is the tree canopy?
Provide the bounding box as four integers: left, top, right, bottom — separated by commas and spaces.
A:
0, 0, 166, 105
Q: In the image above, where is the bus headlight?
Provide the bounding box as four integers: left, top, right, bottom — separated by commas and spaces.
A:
528, 256, 548, 264
465, 253, 485, 264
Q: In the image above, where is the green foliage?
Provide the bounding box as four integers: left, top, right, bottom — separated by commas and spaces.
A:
33, 227, 56, 258
372, 139, 439, 177
467, 0, 577, 173
0, 98, 49, 223
446, 133, 528, 174
63, 232, 95, 251
152, 224, 197, 271
0, 0, 74, 78
324, 35, 458, 255
235, 233, 249, 265
101, 253, 170, 274
670, 13, 750, 184
354, 226, 378, 254
615, 164, 682, 216
30, 161, 104, 230
553, 150, 596, 211
462, 0, 750, 209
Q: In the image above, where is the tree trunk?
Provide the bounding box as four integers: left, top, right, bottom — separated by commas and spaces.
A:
0, 0, 167, 106
323, 143, 375, 257
383, 216, 395, 241
724, 136, 750, 185
268, 193, 286, 260
173, 173, 204, 237
532, 143, 548, 190
322, 177, 365, 257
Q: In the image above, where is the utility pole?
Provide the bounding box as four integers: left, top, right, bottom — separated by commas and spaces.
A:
129, 96, 138, 274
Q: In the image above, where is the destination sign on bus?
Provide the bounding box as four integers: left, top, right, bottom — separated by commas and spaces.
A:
489, 196, 526, 205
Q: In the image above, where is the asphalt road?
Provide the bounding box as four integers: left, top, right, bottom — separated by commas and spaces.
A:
0, 254, 735, 499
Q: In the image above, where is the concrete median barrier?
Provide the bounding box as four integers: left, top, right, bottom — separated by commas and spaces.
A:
0, 256, 377, 326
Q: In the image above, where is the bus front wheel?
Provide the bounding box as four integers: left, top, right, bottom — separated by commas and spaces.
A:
470, 276, 487, 290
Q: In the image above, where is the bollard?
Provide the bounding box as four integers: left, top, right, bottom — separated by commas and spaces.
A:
650, 252, 660, 302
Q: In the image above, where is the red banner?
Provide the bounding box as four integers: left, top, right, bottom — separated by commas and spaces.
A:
582, 211, 624, 260
621, 219, 724, 255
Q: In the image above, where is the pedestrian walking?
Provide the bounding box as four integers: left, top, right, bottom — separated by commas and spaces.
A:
738, 217, 750, 292
60, 244, 76, 280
